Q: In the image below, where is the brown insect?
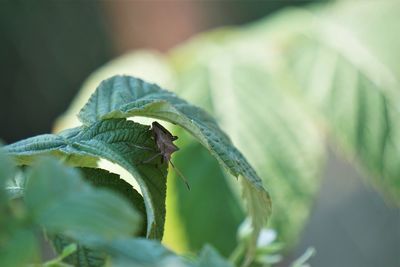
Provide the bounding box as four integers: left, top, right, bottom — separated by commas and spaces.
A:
151, 121, 179, 164
144, 121, 190, 190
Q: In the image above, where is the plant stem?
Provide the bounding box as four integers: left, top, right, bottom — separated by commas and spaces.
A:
229, 242, 246, 266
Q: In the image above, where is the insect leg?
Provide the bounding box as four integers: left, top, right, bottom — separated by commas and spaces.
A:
130, 144, 156, 152
141, 152, 162, 164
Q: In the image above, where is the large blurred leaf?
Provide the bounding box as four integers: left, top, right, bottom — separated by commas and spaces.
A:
25, 158, 140, 238
71, 235, 237, 267
52, 168, 147, 267
0, 228, 38, 267
80, 167, 147, 236
74, 236, 191, 267
280, 1, 400, 203
0, 149, 37, 267
78, 75, 271, 256
231, 1, 400, 203
6, 119, 167, 239
106, 238, 184, 267
166, 0, 400, 248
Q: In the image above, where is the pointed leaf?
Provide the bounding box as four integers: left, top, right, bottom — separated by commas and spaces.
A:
4, 128, 98, 167
78, 75, 271, 251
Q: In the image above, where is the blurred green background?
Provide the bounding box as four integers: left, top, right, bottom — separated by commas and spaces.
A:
1, 1, 399, 266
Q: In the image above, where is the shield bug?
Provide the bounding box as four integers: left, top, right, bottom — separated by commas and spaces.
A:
144, 121, 190, 190
151, 121, 179, 164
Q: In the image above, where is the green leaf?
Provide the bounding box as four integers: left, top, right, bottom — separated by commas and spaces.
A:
107, 239, 182, 267
25, 158, 140, 238
280, 1, 400, 203
75, 236, 190, 267
0, 147, 38, 267
51, 168, 148, 267
80, 167, 147, 236
69, 119, 167, 239
196, 245, 234, 267
78, 75, 271, 253
0, 227, 38, 267
6, 119, 168, 239
4, 129, 98, 167
167, 139, 245, 256
52, 234, 105, 267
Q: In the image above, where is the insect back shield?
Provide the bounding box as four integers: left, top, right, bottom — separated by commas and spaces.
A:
149, 121, 190, 190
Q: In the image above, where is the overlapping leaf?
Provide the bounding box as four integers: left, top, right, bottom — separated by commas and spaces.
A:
0, 151, 145, 267
5, 119, 167, 239
26, 158, 140, 238
52, 168, 148, 267
78, 75, 271, 256
80, 167, 147, 236
73, 236, 235, 267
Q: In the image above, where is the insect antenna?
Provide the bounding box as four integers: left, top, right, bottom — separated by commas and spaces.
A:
141, 152, 162, 164
169, 160, 190, 191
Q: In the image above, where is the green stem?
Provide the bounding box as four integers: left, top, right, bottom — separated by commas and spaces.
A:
229, 242, 246, 266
